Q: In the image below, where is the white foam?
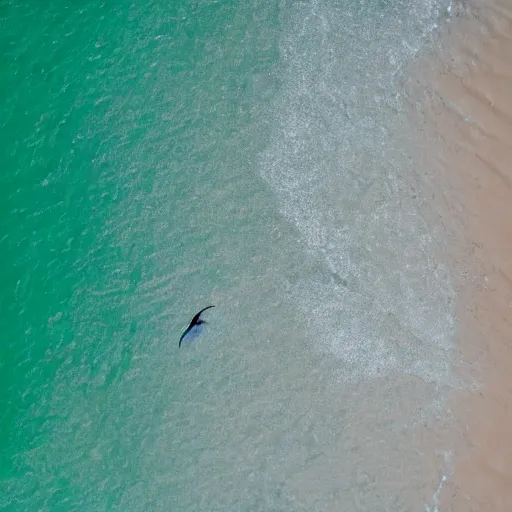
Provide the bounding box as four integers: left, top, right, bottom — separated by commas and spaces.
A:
258, 0, 456, 386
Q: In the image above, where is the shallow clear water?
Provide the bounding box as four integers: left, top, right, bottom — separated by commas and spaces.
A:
1, 0, 455, 510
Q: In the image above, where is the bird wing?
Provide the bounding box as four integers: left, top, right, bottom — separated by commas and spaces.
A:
190, 305, 215, 325
179, 328, 189, 347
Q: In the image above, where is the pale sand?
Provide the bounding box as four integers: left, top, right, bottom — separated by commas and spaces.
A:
404, 0, 512, 510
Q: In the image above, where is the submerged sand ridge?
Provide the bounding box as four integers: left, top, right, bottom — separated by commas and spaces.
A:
405, 0, 512, 509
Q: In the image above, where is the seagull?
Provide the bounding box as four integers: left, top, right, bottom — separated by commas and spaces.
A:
179, 306, 215, 347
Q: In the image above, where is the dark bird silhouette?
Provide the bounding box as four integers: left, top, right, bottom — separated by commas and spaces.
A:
179, 306, 215, 347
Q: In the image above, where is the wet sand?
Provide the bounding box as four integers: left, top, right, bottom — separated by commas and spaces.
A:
405, 0, 512, 509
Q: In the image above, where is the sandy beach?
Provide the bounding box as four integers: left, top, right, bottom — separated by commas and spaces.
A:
406, 0, 512, 509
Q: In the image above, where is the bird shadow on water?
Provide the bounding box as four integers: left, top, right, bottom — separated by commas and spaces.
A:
178, 324, 204, 346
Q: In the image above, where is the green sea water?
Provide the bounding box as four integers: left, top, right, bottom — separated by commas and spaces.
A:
1, 0, 456, 510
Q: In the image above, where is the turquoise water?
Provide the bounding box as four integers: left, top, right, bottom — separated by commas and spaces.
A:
1, 0, 455, 510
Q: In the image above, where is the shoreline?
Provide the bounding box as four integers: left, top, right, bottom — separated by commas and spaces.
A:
404, 1, 512, 509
